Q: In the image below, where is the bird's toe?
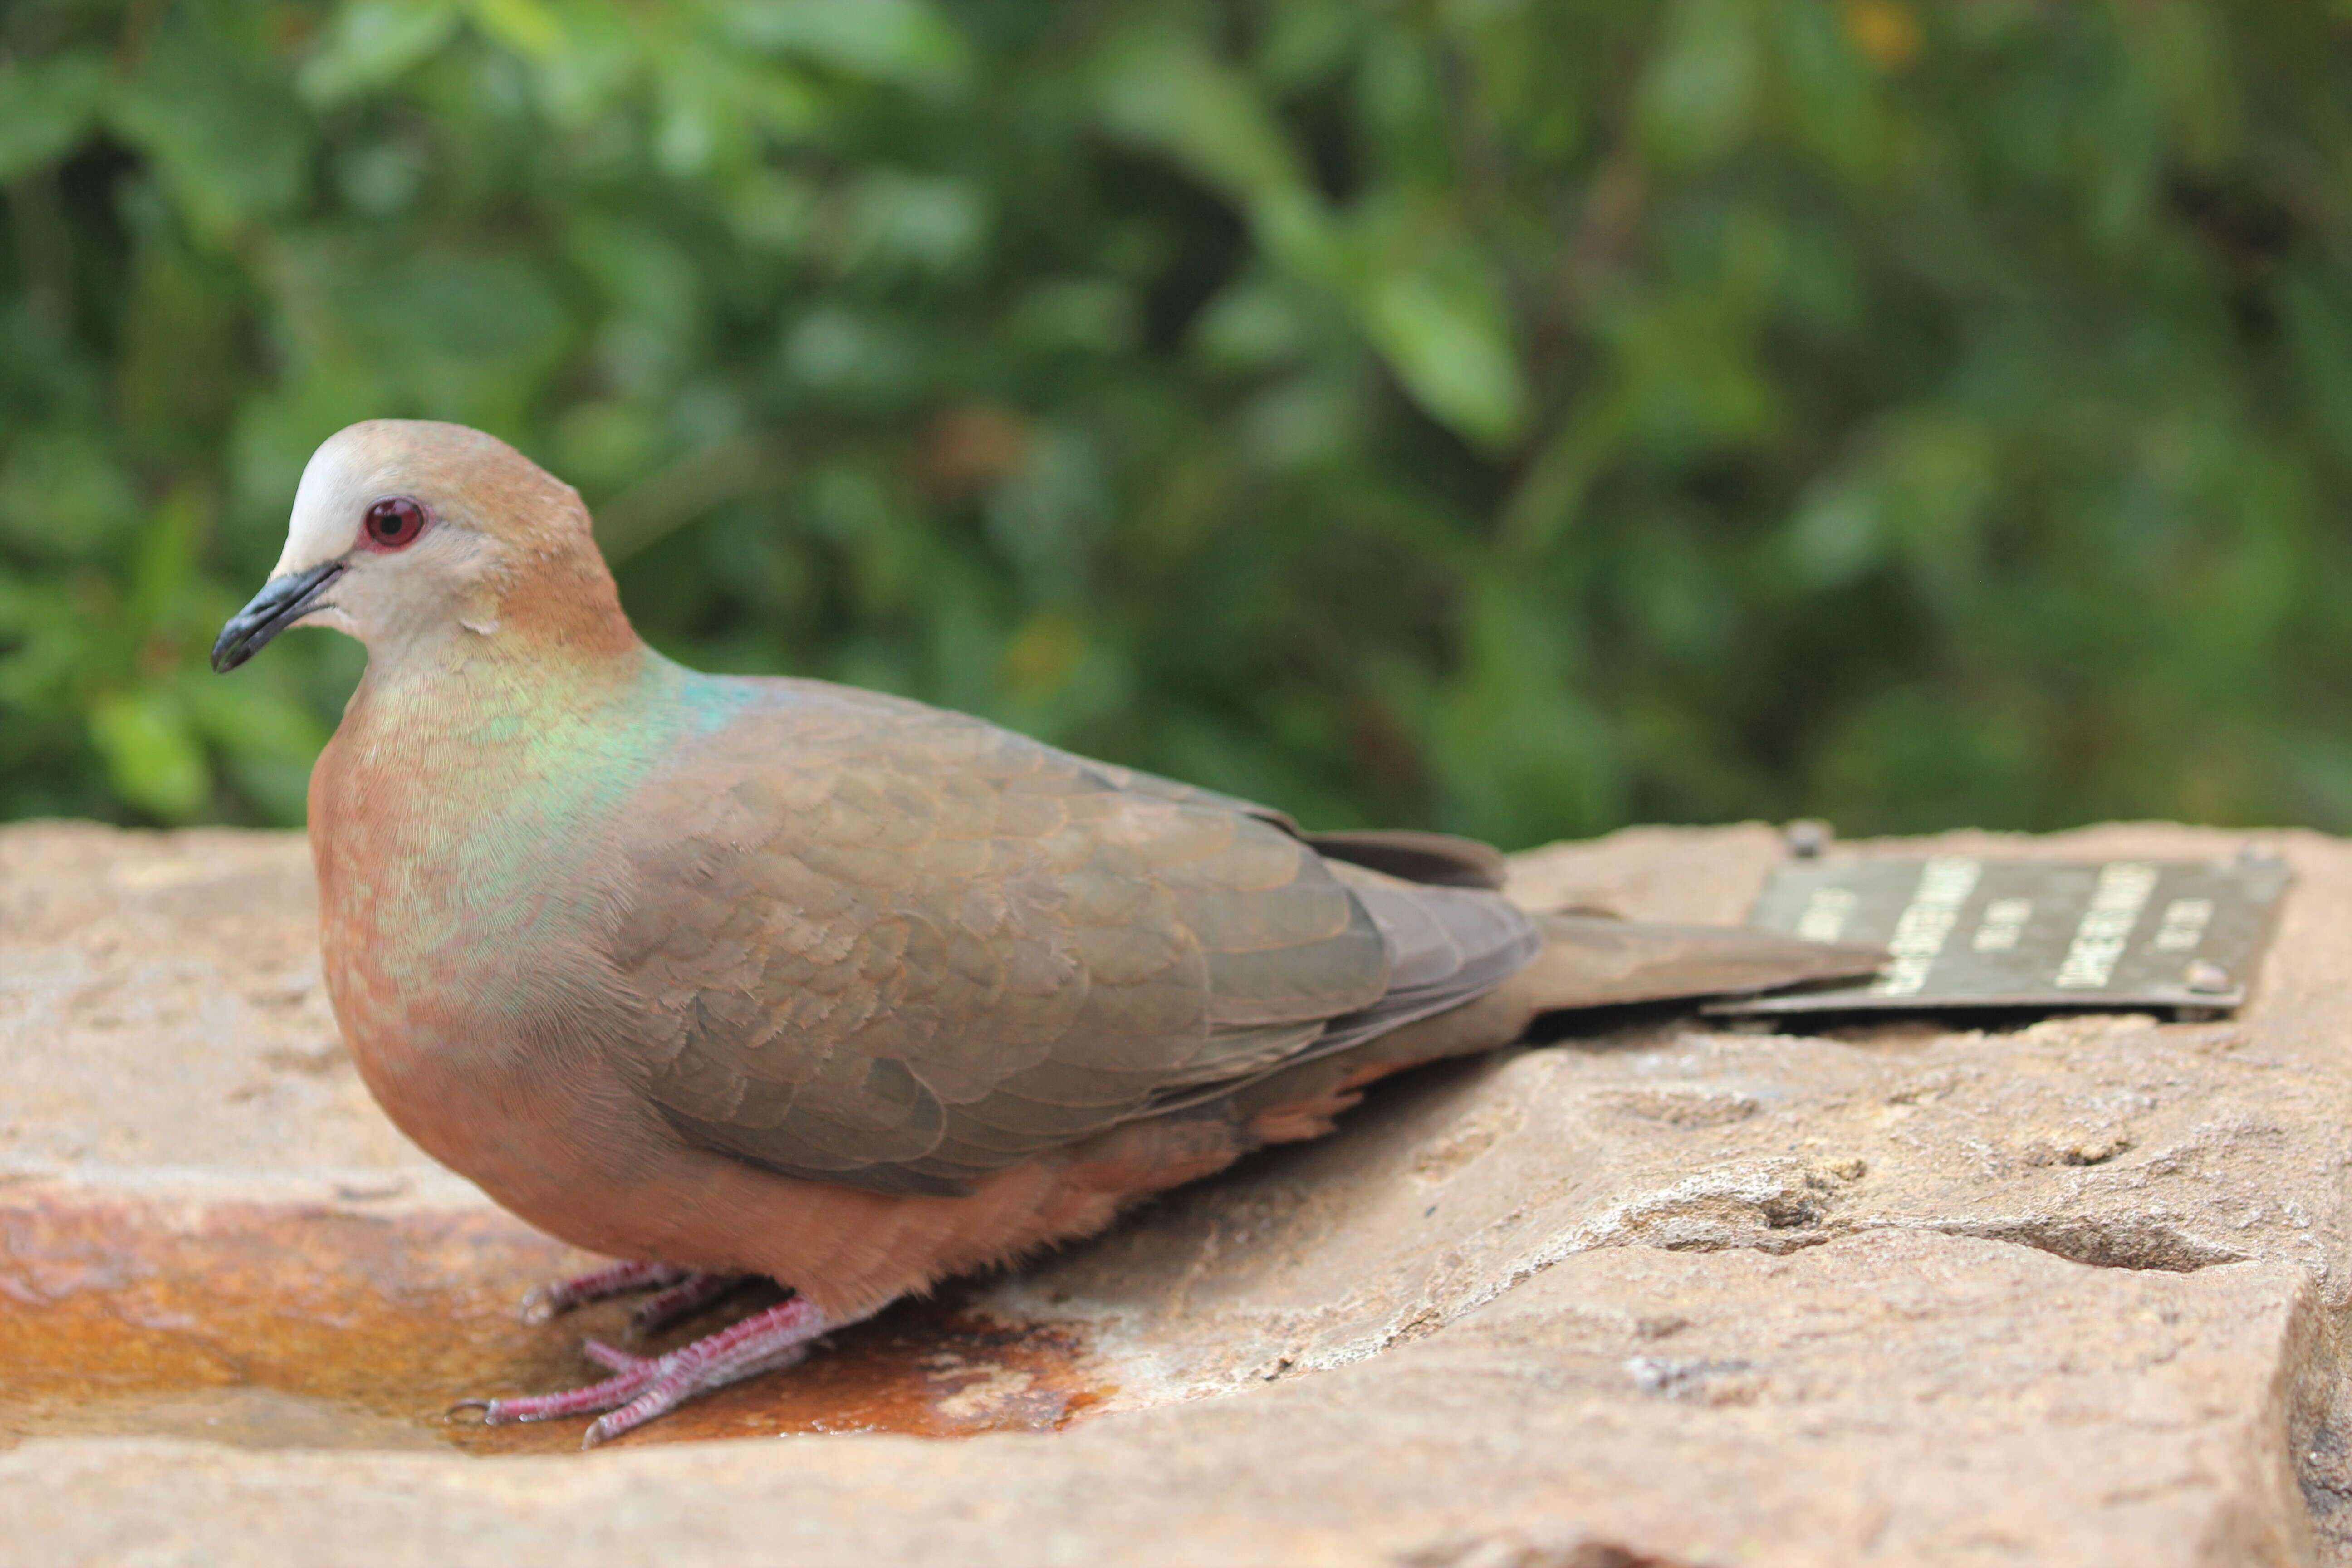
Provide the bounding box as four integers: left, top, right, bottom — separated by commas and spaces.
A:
519, 1259, 690, 1324
460, 1293, 856, 1443
580, 1337, 651, 1374
624, 1272, 755, 1339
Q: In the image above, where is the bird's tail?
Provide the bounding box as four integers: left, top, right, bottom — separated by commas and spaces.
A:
1224, 902, 1881, 1145
1502, 909, 1883, 1014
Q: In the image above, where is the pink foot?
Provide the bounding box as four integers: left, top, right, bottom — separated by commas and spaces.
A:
519, 1259, 690, 1324
456, 1294, 858, 1447
627, 1271, 754, 1338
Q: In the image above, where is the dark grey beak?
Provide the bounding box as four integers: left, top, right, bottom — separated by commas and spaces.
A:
211, 560, 346, 672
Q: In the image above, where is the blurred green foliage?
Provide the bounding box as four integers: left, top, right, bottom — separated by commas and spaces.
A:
4, 0, 2352, 845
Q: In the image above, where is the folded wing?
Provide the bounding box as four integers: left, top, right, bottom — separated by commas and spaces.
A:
606, 687, 1536, 1196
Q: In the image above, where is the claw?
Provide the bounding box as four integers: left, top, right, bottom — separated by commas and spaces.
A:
580, 1345, 809, 1449
456, 1293, 862, 1444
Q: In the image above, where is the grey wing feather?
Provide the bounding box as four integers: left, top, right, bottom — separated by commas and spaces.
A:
1080, 761, 1507, 888
1132, 866, 1540, 1117
609, 686, 1538, 1196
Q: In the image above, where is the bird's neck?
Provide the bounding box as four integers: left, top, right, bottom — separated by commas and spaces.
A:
305, 638, 691, 1051
327, 633, 680, 808
306, 630, 760, 951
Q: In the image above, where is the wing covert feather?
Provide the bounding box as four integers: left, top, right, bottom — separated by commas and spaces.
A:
605, 690, 1397, 1193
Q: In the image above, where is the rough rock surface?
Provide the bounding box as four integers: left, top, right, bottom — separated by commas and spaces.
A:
5, 819, 2352, 1566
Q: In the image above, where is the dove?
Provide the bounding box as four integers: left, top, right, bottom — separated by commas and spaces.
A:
211, 420, 1877, 1446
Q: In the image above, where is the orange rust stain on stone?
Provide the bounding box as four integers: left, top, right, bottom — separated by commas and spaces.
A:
0, 1195, 1107, 1455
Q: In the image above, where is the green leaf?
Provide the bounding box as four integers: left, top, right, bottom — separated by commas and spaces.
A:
721, 0, 970, 93
1637, 0, 1763, 168
362, 254, 567, 358
522, 4, 641, 126
0, 577, 93, 710
1094, 31, 1310, 210
1012, 279, 1140, 354
108, 8, 310, 233
835, 169, 989, 277
127, 486, 204, 637
1791, 413, 1994, 597
90, 689, 209, 822
0, 432, 137, 563
1360, 259, 1528, 451
1193, 278, 1317, 371
780, 306, 923, 404
464, 0, 565, 59
1787, 474, 1884, 588
722, 168, 820, 254
181, 674, 329, 826
298, 0, 462, 105
0, 51, 108, 182
2281, 269, 2352, 466
1423, 573, 1620, 847
2127, 0, 2241, 172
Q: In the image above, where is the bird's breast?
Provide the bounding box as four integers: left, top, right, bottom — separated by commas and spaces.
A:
305, 704, 651, 1209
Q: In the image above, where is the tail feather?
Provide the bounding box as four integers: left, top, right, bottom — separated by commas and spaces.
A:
1219, 908, 1883, 1142
1301, 829, 1508, 889
1309, 868, 1543, 1056
1508, 911, 1883, 1011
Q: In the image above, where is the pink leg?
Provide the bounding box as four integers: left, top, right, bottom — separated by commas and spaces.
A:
456, 1294, 871, 1447
520, 1259, 689, 1324
627, 1271, 753, 1338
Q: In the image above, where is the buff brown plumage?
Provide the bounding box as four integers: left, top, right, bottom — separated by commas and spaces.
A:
212, 420, 1877, 1444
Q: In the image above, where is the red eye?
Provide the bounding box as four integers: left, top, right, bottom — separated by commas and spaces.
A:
362, 497, 428, 550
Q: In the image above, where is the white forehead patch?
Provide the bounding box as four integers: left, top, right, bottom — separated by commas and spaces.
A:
274, 425, 402, 578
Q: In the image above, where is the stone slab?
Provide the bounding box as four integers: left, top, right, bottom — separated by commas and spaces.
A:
5, 820, 2351, 1565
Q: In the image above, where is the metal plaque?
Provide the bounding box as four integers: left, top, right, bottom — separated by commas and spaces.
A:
1705, 848, 2293, 1019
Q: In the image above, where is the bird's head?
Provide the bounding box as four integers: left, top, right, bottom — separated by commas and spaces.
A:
212, 420, 632, 674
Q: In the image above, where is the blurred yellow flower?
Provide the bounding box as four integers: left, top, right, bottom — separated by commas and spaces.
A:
1845, 0, 1924, 69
